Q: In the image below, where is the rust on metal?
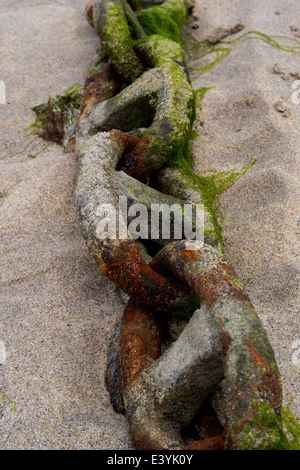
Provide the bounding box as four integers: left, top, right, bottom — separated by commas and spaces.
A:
182, 436, 224, 450
74, 0, 288, 451
117, 135, 152, 181
119, 299, 162, 393
96, 238, 194, 313
85, 2, 94, 27
193, 266, 252, 306
80, 64, 119, 116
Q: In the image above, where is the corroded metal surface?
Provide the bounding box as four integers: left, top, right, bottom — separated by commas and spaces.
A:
75, 0, 287, 450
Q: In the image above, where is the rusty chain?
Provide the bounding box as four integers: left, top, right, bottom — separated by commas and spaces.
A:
75, 0, 286, 450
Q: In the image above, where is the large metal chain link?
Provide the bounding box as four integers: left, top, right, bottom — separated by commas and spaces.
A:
75, 0, 285, 450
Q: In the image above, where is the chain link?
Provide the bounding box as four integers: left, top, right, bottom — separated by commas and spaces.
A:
75, 0, 285, 450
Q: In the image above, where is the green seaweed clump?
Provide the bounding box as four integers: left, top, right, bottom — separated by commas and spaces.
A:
136, 0, 188, 42
26, 85, 83, 148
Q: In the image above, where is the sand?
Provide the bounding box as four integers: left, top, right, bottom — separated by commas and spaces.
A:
0, 0, 299, 450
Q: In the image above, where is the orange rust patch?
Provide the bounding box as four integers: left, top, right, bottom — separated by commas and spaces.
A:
109, 129, 140, 155
194, 266, 251, 306
245, 339, 269, 372
80, 64, 119, 115
181, 249, 199, 261
132, 428, 170, 450
120, 300, 162, 392
182, 436, 223, 450
98, 239, 193, 312
116, 135, 155, 182
197, 402, 224, 439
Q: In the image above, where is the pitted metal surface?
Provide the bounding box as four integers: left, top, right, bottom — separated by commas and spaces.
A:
75, 0, 286, 450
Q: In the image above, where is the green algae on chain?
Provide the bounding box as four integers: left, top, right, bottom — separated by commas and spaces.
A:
92, 34, 195, 180
136, 0, 189, 43
73, 0, 300, 451
89, 1, 259, 251
281, 400, 300, 450
166, 157, 256, 249
93, 0, 144, 84
237, 401, 300, 450
160, 84, 256, 249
